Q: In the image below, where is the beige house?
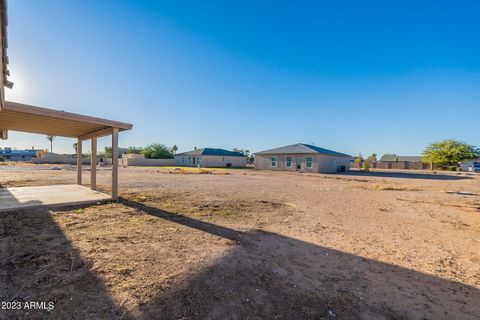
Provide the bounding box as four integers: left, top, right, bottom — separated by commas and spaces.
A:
175, 148, 247, 168
254, 143, 352, 173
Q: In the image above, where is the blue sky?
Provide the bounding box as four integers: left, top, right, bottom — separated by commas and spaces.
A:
1, 0, 479, 156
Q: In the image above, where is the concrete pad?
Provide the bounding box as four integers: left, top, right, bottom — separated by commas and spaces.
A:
0, 184, 111, 213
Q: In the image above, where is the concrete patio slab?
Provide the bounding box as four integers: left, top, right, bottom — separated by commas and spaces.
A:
0, 184, 111, 213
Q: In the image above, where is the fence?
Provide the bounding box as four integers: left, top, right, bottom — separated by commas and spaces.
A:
351, 161, 429, 170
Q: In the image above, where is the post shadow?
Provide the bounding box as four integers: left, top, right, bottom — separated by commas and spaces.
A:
121, 198, 480, 320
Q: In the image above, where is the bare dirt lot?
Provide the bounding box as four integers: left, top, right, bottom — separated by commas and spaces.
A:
1, 166, 480, 319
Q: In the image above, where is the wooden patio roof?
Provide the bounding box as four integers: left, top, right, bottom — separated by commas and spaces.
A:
0, 101, 132, 140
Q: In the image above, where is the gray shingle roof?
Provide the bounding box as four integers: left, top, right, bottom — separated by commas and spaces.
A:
176, 148, 245, 157
380, 155, 423, 162
255, 143, 352, 157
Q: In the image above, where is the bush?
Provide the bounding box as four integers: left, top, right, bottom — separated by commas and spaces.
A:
0, 156, 4, 162
361, 162, 370, 171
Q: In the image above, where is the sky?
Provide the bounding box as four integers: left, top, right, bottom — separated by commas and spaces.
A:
1, 0, 479, 156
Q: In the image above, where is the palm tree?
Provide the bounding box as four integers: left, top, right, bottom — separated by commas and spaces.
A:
172, 145, 178, 155
73, 142, 78, 153
46, 135, 55, 153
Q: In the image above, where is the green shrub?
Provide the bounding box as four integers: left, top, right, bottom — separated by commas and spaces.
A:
361, 162, 370, 171
0, 156, 4, 162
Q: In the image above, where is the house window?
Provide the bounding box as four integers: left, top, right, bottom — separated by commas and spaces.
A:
271, 156, 277, 167
188, 157, 192, 164
306, 157, 313, 168
286, 156, 292, 168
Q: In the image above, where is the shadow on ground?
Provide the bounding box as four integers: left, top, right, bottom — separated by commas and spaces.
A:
2, 198, 479, 319
0, 204, 128, 320
121, 199, 480, 320
344, 170, 471, 180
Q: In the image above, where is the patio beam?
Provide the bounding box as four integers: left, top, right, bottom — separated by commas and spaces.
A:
91, 137, 97, 190
111, 128, 119, 200
77, 138, 82, 185
78, 127, 113, 141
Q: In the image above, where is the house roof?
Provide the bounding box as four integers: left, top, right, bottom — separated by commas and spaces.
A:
255, 143, 352, 157
380, 155, 423, 162
0, 101, 132, 140
176, 148, 245, 157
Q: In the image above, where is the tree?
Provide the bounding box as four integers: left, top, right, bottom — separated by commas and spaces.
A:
233, 148, 254, 165
354, 153, 364, 163
367, 153, 377, 162
172, 145, 178, 155
142, 144, 174, 159
104, 146, 113, 159
73, 142, 78, 154
46, 135, 55, 153
128, 146, 143, 154
422, 139, 480, 168
361, 161, 370, 171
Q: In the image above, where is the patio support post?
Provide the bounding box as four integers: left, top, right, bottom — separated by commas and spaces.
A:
76, 138, 82, 185
90, 137, 97, 190
111, 128, 119, 200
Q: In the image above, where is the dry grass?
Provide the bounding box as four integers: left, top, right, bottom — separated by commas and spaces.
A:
166, 167, 231, 175
0, 161, 34, 166
367, 184, 422, 191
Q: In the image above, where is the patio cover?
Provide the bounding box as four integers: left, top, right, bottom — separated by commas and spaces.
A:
0, 0, 132, 203
0, 101, 132, 140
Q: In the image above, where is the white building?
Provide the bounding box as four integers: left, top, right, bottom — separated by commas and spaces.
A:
460, 159, 480, 172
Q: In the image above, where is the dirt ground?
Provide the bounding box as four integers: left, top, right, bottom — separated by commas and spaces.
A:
1, 165, 479, 319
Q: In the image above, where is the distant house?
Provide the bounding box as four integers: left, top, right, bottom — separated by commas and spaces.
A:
379, 155, 423, 163
0, 147, 41, 161
175, 148, 247, 168
254, 143, 353, 173
378, 155, 427, 170
459, 159, 480, 172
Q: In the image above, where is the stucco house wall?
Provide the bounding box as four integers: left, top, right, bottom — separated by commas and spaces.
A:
175, 155, 246, 168
255, 153, 351, 173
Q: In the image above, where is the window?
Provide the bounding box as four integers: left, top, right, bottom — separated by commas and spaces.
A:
271, 156, 277, 167
286, 156, 292, 168
306, 157, 313, 168
188, 157, 192, 164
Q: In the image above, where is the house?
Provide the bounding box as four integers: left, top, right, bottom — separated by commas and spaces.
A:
378, 155, 427, 170
254, 143, 353, 173
459, 159, 480, 172
175, 148, 247, 168
379, 155, 423, 163
0, 147, 42, 161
